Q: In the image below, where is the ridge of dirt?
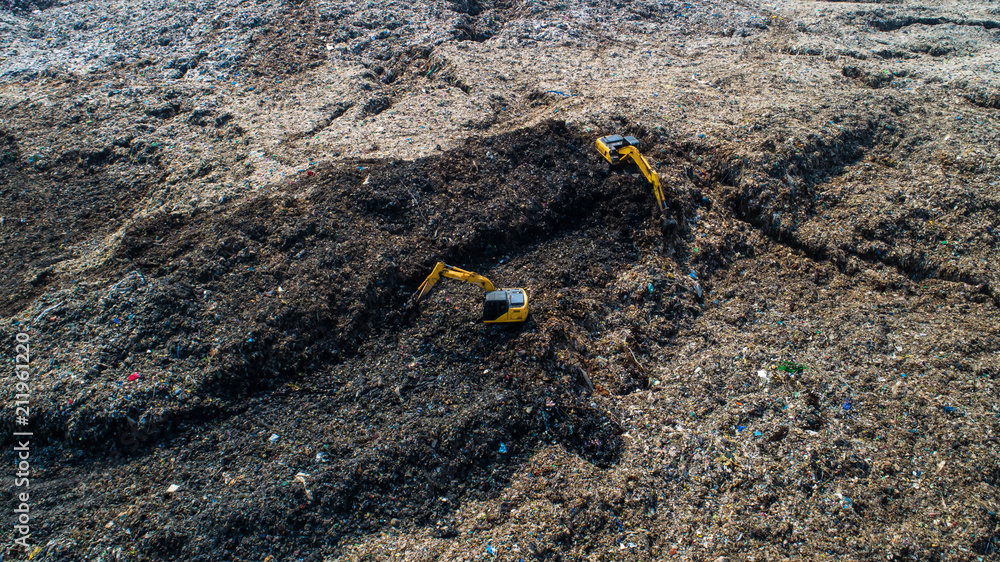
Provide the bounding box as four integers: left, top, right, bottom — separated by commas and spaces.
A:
6, 111, 998, 560
3, 0, 1000, 559
0, 121, 689, 451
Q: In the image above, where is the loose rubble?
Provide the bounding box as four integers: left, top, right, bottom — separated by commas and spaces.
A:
1, 0, 999, 560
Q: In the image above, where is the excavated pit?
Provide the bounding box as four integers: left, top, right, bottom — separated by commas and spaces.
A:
0, 121, 706, 557
2, 106, 999, 559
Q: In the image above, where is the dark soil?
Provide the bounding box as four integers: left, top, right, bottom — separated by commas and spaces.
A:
2, 0, 1000, 558
5, 110, 997, 560
1, 121, 700, 558
5, 108, 1000, 559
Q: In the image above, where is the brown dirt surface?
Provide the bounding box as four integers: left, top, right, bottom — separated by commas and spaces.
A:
2, 0, 999, 560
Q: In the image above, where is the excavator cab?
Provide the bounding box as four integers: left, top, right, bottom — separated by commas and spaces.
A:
415, 262, 529, 324
596, 134, 642, 164
482, 288, 528, 323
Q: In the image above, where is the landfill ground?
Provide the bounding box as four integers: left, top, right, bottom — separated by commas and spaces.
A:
2, 0, 1000, 559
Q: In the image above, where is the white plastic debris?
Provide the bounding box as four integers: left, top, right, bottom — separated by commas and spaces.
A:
295, 472, 313, 501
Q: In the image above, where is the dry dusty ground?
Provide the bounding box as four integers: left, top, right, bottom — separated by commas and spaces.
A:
1, 0, 999, 560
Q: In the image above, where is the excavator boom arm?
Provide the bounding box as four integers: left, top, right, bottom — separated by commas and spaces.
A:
596, 135, 667, 212
416, 262, 496, 302
619, 146, 665, 211
414, 262, 528, 323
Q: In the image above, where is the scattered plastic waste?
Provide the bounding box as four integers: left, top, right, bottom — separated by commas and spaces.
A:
295, 472, 313, 501
5, 6, 997, 558
777, 361, 806, 373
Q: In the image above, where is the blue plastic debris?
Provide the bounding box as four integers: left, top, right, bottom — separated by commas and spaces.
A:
499, 442, 507, 454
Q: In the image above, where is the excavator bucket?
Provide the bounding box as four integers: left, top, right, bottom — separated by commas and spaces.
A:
415, 262, 447, 302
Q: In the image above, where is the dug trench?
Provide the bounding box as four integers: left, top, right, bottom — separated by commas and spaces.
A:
7, 120, 691, 446
3, 120, 714, 557
687, 100, 998, 308
6, 112, 995, 557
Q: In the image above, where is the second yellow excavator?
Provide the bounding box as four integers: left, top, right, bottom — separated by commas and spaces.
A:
596, 134, 666, 212
415, 262, 529, 323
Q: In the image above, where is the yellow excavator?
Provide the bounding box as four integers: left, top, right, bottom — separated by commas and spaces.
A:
415, 262, 529, 323
596, 134, 666, 212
